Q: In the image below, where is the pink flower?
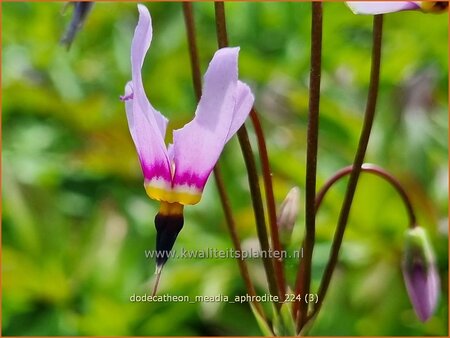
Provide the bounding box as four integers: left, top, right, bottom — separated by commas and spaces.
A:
121, 5, 253, 268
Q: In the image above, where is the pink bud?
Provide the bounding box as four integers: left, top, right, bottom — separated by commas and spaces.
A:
402, 227, 440, 322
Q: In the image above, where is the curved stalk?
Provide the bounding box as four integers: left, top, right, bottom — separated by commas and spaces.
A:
310, 14, 384, 323
315, 164, 416, 226
308, 163, 416, 321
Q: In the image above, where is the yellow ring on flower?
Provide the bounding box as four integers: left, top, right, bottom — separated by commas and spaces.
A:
145, 185, 202, 205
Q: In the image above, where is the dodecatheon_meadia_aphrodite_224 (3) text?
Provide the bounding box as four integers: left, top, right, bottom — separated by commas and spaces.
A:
120, 4, 254, 286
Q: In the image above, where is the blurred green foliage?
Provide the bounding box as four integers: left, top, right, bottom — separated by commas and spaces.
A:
2, 2, 448, 336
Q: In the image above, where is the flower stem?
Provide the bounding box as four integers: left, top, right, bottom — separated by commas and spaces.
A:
214, 1, 280, 302
250, 108, 287, 296
236, 127, 280, 301
293, 2, 323, 330
182, 2, 202, 101
315, 164, 416, 227
213, 168, 266, 318
214, 2, 229, 47
310, 14, 384, 323
182, 2, 265, 318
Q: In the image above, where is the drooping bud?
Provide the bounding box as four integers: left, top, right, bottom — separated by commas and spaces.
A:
402, 226, 440, 322
277, 187, 300, 247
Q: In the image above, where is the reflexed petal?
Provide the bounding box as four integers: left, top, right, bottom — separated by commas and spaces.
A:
172, 47, 240, 204
122, 83, 172, 190
132, 4, 169, 139
225, 81, 254, 142
346, 1, 419, 14
124, 5, 173, 200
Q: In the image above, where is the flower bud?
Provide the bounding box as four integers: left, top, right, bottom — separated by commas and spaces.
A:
402, 226, 440, 322
277, 187, 300, 247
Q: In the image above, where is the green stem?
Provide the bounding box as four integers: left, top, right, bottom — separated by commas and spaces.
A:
311, 14, 384, 324
314, 164, 416, 227
182, 2, 265, 318
214, 1, 280, 302
294, 2, 323, 330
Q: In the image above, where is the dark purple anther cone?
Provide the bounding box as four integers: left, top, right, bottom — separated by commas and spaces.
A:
154, 213, 184, 269
402, 227, 440, 322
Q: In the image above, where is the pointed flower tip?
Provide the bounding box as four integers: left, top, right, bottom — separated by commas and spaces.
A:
213, 46, 240, 60
277, 187, 300, 246
137, 3, 149, 15
402, 226, 440, 322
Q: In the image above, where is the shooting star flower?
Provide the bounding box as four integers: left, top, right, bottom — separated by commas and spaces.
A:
346, 1, 448, 15
121, 5, 254, 272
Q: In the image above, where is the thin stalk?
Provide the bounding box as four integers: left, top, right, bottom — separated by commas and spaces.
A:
214, 1, 280, 302
250, 108, 286, 296
213, 169, 265, 318
311, 15, 384, 322
314, 164, 416, 227
236, 127, 280, 301
182, 2, 264, 318
294, 2, 323, 330
182, 2, 202, 101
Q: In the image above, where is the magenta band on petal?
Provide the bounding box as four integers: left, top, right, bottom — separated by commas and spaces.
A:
172, 171, 207, 190
141, 160, 173, 182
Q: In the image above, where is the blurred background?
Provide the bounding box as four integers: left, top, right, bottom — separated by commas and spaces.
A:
2, 2, 448, 336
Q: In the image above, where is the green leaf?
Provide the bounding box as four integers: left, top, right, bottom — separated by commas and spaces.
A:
249, 302, 273, 337
273, 302, 296, 336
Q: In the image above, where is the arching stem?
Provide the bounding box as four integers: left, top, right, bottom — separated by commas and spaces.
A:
308, 14, 384, 325
315, 164, 416, 226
